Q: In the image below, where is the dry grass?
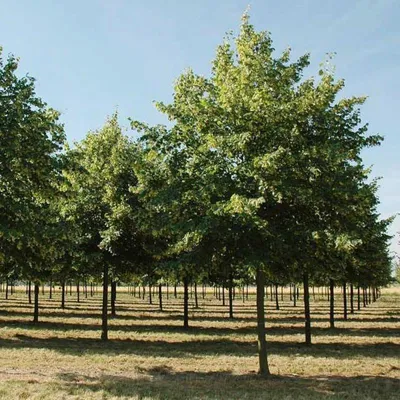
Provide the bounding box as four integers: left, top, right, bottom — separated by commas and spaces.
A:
0, 285, 399, 399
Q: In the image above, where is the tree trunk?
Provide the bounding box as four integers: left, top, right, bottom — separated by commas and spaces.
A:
77, 281, 80, 303
329, 279, 335, 329
5, 281, 8, 300
228, 274, 233, 319
166, 283, 169, 300
303, 273, 311, 345
111, 281, 116, 316
33, 283, 39, 323
149, 284, 152, 305
222, 283, 225, 306
343, 281, 347, 320
350, 284, 354, 314
256, 268, 270, 376
293, 284, 297, 307
61, 282, 65, 309
194, 282, 199, 308
357, 286, 361, 310
28, 281, 32, 304
183, 277, 189, 329
174, 284, 177, 299
49, 280, 53, 299
159, 283, 163, 311
101, 264, 109, 341
275, 284, 279, 310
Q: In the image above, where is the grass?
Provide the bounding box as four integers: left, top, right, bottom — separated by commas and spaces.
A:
0, 286, 399, 399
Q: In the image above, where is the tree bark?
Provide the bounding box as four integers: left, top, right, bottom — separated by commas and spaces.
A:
256, 268, 270, 376
77, 281, 80, 303
357, 286, 361, 310
228, 274, 233, 319
158, 283, 163, 311
329, 279, 335, 329
33, 283, 39, 323
28, 281, 32, 304
61, 281, 65, 309
194, 282, 199, 308
149, 284, 152, 305
49, 280, 53, 299
275, 284, 279, 310
343, 281, 347, 320
293, 284, 297, 307
350, 284, 354, 314
183, 277, 189, 329
303, 273, 311, 345
111, 280, 116, 316
101, 264, 109, 341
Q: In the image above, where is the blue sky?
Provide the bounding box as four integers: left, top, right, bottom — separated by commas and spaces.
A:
1, 0, 399, 256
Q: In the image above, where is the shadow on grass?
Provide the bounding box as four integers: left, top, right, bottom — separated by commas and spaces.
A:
54, 369, 400, 399
1, 317, 398, 339
0, 333, 398, 360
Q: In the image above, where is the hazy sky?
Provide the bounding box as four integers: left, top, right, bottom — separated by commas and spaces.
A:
1, 0, 399, 256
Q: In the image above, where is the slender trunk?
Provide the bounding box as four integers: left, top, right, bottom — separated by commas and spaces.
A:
256, 268, 270, 376
166, 283, 169, 300
270, 285, 273, 302
368, 287, 372, 304
49, 280, 53, 299
372, 287, 376, 302
363, 288, 367, 307
275, 284, 279, 310
101, 264, 109, 341
350, 284, 354, 314
242, 285, 245, 303
149, 284, 152, 305
69, 282, 72, 296
28, 281, 32, 305
77, 281, 80, 303
111, 281, 116, 316
159, 284, 163, 311
343, 281, 347, 320
42, 284, 45, 295
174, 284, 177, 299
289, 284, 292, 301
194, 282, 199, 308
228, 274, 233, 319
61, 282, 65, 309
246, 284, 249, 300
142, 285, 146, 300
329, 279, 335, 329
5, 281, 8, 300
183, 277, 189, 329
303, 273, 311, 345
293, 284, 297, 307
33, 284, 39, 323
357, 286, 361, 310
281, 286, 284, 301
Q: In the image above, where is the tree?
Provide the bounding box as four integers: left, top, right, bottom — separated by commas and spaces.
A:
0, 47, 65, 312
132, 13, 387, 374
62, 114, 150, 340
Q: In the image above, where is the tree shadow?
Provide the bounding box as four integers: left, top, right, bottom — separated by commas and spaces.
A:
54, 369, 400, 399
0, 333, 398, 360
